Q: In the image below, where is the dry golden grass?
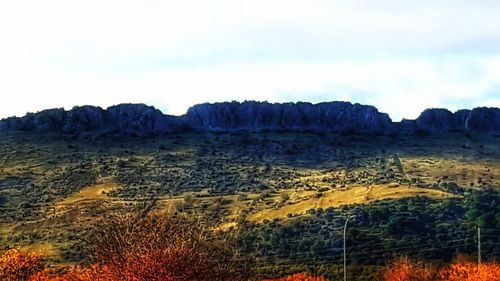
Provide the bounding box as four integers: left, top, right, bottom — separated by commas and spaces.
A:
0, 223, 13, 246
248, 185, 455, 222
401, 157, 500, 188
56, 182, 119, 207
21, 242, 59, 259
216, 221, 238, 231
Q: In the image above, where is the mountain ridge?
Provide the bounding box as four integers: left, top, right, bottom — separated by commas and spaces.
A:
1, 101, 499, 136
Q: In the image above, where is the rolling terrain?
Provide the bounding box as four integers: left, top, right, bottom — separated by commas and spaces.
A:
0, 102, 499, 278
0, 130, 498, 264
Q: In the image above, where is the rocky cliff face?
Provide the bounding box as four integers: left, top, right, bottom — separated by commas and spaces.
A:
414, 108, 468, 133
1, 101, 499, 136
184, 101, 394, 134
409, 107, 500, 134
0, 104, 179, 136
464, 107, 500, 133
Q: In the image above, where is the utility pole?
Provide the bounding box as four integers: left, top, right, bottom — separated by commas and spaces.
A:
343, 217, 350, 281
478, 226, 481, 266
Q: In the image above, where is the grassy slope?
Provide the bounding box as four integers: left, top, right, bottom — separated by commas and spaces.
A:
56, 182, 118, 207
0, 131, 498, 264
247, 184, 455, 222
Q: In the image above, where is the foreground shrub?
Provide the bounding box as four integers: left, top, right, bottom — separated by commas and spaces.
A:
383, 256, 435, 281
0, 249, 45, 281
79, 211, 252, 281
384, 256, 500, 281
1, 212, 253, 281
437, 261, 500, 281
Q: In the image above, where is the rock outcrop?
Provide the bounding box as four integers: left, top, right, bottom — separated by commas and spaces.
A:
0, 101, 499, 136
0, 104, 179, 136
409, 107, 500, 135
464, 107, 500, 133
184, 101, 394, 134
62, 105, 106, 133
414, 108, 467, 133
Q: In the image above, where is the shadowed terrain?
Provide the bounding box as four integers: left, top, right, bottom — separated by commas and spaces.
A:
0, 130, 498, 265
0, 102, 499, 275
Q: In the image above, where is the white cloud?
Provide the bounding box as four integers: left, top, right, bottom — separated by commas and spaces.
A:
1, 56, 498, 121
0, 1, 499, 121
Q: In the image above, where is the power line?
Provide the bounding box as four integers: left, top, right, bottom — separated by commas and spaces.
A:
249, 237, 495, 263
348, 242, 472, 259
252, 242, 478, 266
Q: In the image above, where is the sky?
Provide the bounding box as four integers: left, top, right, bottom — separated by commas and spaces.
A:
1, 1, 499, 121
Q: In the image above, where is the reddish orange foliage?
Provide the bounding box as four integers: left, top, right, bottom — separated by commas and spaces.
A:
4, 212, 249, 281
0, 249, 45, 280
3, 247, 499, 281
384, 257, 500, 281
28, 270, 71, 281
72, 212, 251, 280
437, 261, 500, 281
261, 272, 325, 281
383, 256, 435, 281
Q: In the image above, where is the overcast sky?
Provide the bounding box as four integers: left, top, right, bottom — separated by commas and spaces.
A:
1, 1, 499, 121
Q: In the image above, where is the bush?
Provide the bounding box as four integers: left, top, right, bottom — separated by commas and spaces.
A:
383, 256, 435, 281
0, 249, 45, 280
81, 211, 253, 281
384, 256, 500, 281
117, 160, 126, 168
437, 261, 500, 281
1, 213, 254, 280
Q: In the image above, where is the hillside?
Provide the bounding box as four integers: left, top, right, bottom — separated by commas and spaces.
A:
0, 125, 499, 268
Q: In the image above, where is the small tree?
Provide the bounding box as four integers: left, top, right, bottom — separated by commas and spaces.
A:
280, 193, 290, 203
183, 193, 193, 206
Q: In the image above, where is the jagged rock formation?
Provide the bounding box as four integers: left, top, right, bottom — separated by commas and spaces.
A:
185, 101, 393, 134
397, 107, 500, 135
0, 101, 499, 136
465, 107, 500, 133
0, 104, 180, 135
